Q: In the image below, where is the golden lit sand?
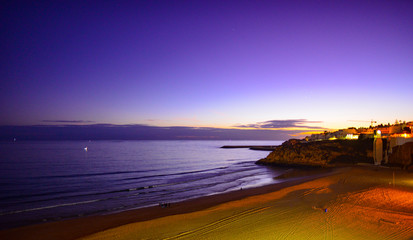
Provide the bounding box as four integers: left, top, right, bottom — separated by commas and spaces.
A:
80, 167, 413, 240
1, 166, 412, 240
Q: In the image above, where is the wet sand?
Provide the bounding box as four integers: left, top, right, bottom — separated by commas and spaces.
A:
1, 166, 412, 240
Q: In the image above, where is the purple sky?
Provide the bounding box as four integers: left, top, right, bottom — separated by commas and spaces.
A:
2, 0, 413, 132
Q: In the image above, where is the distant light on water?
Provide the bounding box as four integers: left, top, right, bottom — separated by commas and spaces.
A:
0, 140, 283, 229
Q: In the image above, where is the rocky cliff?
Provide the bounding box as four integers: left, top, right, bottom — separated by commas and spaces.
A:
256, 139, 373, 167
388, 142, 413, 169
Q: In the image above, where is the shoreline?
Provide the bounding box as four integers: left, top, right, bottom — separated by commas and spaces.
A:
0, 167, 336, 240
83, 165, 413, 239
2, 165, 412, 240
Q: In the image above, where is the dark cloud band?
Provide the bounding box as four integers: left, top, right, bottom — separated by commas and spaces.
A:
236, 119, 324, 129
0, 124, 299, 141
42, 120, 95, 123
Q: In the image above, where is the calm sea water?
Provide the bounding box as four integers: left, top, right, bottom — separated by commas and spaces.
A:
0, 140, 284, 229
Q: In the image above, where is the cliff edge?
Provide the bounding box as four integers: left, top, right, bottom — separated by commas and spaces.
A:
388, 142, 413, 169
256, 139, 374, 167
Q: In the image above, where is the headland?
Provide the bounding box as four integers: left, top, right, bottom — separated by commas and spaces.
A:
1, 121, 412, 240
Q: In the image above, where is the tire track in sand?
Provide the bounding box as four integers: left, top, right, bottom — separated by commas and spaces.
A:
275, 187, 327, 240
276, 206, 306, 240
324, 208, 334, 240
162, 205, 271, 239
385, 226, 413, 240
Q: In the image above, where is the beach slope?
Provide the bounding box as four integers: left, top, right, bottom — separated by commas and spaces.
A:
81, 166, 413, 240
1, 166, 412, 240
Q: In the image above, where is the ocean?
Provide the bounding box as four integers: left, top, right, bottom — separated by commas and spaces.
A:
0, 140, 285, 229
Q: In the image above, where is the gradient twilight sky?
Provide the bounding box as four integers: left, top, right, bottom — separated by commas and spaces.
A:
1, 0, 413, 130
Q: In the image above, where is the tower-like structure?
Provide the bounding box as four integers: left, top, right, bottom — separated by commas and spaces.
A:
373, 130, 382, 165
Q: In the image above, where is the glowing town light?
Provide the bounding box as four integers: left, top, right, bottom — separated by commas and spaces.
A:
375, 130, 382, 138
345, 134, 359, 140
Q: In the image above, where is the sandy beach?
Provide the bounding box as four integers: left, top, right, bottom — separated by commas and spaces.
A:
1, 166, 412, 240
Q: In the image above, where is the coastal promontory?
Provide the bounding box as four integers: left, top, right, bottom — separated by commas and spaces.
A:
256, 139, 374, 167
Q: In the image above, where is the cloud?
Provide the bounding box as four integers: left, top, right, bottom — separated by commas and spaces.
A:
42, 120, 95, 123
0, 124, 300, 141
236, 119, 325, 129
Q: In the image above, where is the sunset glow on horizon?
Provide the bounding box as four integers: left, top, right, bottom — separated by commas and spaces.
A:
2, 1, 412, 135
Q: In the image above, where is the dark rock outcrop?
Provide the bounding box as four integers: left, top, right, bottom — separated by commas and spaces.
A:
281, 139, 302, 147
256, 139, 373, 167
388, 142, 413, 169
